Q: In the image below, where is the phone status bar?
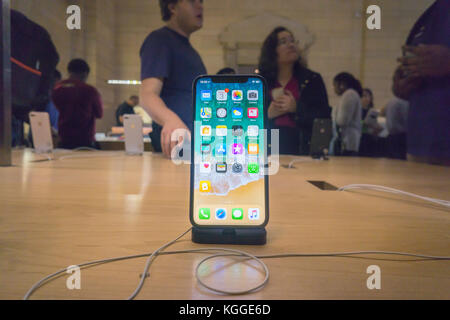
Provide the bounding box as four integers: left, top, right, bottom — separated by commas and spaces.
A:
199, 78, 260, 84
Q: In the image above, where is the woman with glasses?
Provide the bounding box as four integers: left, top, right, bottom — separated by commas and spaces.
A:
258, 26, 330, 155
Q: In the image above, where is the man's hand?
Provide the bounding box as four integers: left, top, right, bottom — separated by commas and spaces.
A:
398, 44, 450, 78
160, 113, 190, 159
392, 66, 423, 100
140, 77, 191, 159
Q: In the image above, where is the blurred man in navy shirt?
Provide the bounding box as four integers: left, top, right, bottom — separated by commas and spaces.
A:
52, 59, 103, 149
139, 0, 206, 157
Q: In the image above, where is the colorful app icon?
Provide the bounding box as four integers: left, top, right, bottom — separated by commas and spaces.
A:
248, 143, 259, 154
232, 162, 243, 173
232, 143, 244, 155
232, 125, 243, 136
247, 107, 259, 118
200, 125, 211, 136
215, 143, 227, 156
232, 107, 243, 119
248, 208, 260, 220
201, 90, 212, 101
216, 125, 227, 137
200, 161, 211, 174
201, 143, 211, 154
248, 162, 259, 173
216, 162, 227, 173
215, 208, 226, 220
232, 208, 243, 220
216, 107, 227, 118
247, 90, 258, 101
232, 90, 243, 101
216, 90, 227, 101
199, 208, 210, 219
199, 181, 211, 193
200, 107, 212, 119
247, 125, 259, 137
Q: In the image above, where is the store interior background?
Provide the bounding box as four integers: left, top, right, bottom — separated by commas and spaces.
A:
10, 0, 434, 133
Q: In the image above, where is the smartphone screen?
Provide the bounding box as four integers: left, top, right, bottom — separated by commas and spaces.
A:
190, 75, 269, 228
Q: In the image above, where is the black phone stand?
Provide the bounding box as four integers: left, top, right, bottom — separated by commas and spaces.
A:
192, 227, 266, 245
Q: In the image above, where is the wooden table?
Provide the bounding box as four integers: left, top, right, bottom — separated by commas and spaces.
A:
1, 149, 449, 299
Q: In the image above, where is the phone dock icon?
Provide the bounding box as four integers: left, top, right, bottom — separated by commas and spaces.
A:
199, 208, 210, 220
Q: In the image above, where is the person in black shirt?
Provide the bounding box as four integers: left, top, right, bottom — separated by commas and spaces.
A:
115, 95, 139, 126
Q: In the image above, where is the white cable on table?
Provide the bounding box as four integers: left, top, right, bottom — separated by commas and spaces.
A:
338, 184, 450, 208
287, 158, 318, 168
58, 152, 124, 160
194, 248, 269, 295
23, 228, 450, 300
127, 227, 193, 300
27, 147, 103, 162
29, 153, 54, 162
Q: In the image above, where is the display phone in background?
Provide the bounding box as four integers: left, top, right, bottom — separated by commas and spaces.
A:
124, 114, 144, 155
190, 75, 269, 228
29, 112, 53, 154
310, 118, 332, 158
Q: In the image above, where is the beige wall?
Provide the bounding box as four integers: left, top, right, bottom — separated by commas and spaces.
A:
83, 0, 117, 132
116, 0, 433, 110
12, 0, 434, 132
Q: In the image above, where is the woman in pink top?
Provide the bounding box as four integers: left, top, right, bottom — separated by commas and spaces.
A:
258, 27, 330, 155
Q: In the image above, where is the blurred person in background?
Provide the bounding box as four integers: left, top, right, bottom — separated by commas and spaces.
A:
331, 72, 363, 156
393, 0, 450, 166
115, 95, 139, 126
139, 0, 206, 158
359, 88, 383, 157
381, 97, 409, 160
258, 26, 330, 155
216, 67, 236, 75
361, 88, 374, 120
52, 59, 103, 150
10, 9, 59, 147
